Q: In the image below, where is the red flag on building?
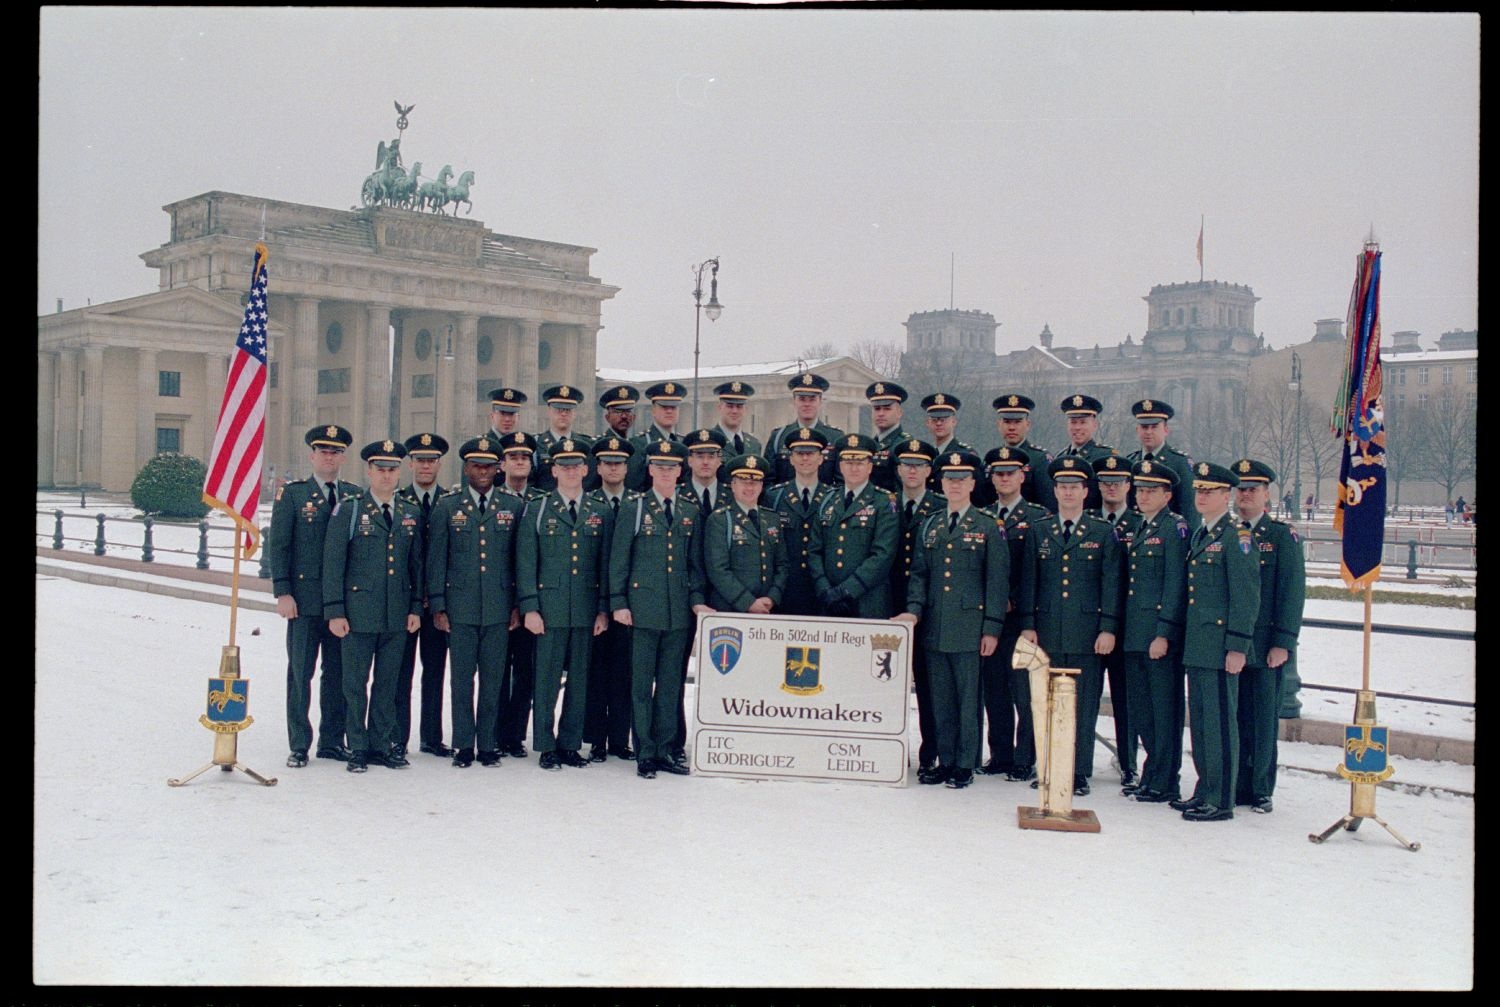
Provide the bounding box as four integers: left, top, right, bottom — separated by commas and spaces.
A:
202, 243, 270, 557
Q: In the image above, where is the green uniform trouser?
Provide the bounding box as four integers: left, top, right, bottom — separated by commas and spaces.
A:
448, 623, 509, 752
1186, 664, 1240, 810
342, 630, 406, 755
533, 626, 593, 754
928, 651, 981, 771
1052, 652, 1103, 779
1004, 635, 1036, 772
1127, 652, 1184, 797
285, 615, 346, 753
631, 626, 691, 763
1236, 663, 1281, 803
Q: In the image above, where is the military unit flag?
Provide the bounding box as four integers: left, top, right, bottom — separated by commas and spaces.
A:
1332, 244, 1386, 590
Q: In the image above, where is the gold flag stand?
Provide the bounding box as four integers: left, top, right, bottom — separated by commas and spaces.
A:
1013, 637, 1100, 833
168, 534, 277, 788
1308, 583, 1417, 850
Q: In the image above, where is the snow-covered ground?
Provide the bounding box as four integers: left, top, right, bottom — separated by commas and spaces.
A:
34, 575, 1473, 989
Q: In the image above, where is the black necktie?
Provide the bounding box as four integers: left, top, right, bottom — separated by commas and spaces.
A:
569, 499, 578, 523
382, 502, 392, 525
664, 498, 673, 525
611, 496, 620, 517
997, 505, 1008, 523
326, 482, 337, 506
949, 511, 958, 532
703, 488, 712, 513
905, 499, 915, 523
421, 491, 432, 520
478, 493, 486, 516
1145, 451, 1155, 461
845, 491, 854, 510
734, 434, 743, 455
1193, 526, 1206, 550
802, 487, 811, 509
748, 508, 760, 530
1108, 512, 1118, 525
1063, 518, 1074, 542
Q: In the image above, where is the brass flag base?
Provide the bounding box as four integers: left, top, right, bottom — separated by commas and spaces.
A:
1018, 806, 1102, 833
1012, 637, 1099, 834
1307, 690, 1417, 851
168, 645, 278, 788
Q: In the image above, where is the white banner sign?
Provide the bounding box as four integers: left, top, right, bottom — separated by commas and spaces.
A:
691, 613, 911, 786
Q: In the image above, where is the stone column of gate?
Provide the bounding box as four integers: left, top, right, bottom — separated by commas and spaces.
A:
365, 304, 392, 441
135, 346, 159, 473
55, 350, 80, 485
289, 297, 321, 468
80, 347, 105, 488
37, 351, 56, 487
449, 313, 479, 483
204, 352, 229, 470
575, 325, 599, 422
517, 319, 541, 433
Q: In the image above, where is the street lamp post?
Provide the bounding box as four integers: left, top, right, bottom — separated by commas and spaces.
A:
692, 258, 722, 430
1284, 349, 1304, 718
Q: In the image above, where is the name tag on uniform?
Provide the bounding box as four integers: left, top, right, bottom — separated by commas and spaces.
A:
452, 511, 468, 526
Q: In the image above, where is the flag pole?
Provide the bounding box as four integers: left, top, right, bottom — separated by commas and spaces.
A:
228, 531, 243, 646
1361, 582, 1373, 692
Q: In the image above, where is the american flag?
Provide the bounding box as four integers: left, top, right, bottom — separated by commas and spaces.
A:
202, 242, 270, 557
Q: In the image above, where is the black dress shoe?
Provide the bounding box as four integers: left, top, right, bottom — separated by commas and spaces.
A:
918, 765, 950, 785
946, 768, 974, 789
379, 748, 410, 769
977, 759, 1012, 776
588, 746, 608, 763
478, 750, 502, 767
1120, 769, 1139, 793
316, 745, 352, 762
637, 759, 658, 779
286, 750, 309, 768
1131, 787, 1160, 801
1168, 796, 1202, 812
559, 750, 591, 768
670, 749, 687, 767
1250, 797, 1274, 814
1072, 777, 1091, 797
611, 747, 637, 761
392, 743, 408, 759
538, 752, 561, 771
420, 742, 453, 758
1006, 765, 1036, 782
1137, 790, 1180, 804
1183, 804, 1234, 822
918, 759, 936, 773
452, 747, 475, 768
658, 758, 690, 776
506, 743, 529, 759
346, 753, 368, 773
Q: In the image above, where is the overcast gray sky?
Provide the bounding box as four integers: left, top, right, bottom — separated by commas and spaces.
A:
38, 9, 1478, 369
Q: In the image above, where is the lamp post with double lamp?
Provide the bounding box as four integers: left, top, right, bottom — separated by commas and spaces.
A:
691, 258, 723, 430
1290, 350, 1303, 521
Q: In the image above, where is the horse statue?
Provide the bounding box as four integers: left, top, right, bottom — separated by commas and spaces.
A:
418, 165, 454, 214
444, 170, 476, 216
389, 161, 422, 210
360, 138, 405, 207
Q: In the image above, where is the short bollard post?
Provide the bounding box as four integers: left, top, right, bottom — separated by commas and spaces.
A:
197, 520, 211, 570
94, 514, 107, 556
52, 510, 64, 550
142, 517, 155, 563
1406, 540, 1418, 581
257, 526, 271, 579
80, 488, 88, 509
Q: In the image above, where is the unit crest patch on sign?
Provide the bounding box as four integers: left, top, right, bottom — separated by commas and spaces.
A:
708, 626, 743, 675
782, 647, 823, 695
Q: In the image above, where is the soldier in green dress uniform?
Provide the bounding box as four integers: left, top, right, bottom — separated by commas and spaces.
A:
396, 432, 453, 760
584, 435, 637, 762
766, 372, 844, 486
494, 432, 547, 758
626, 381, 685, 492
486, 387, 538, 479
1171, 461, 1261, 822
1231, 458, 1306, 814
322, 439, 426, 773
991, 393, 1056, 513
713, 381, 762, 459
1056, 393, 1118, 512
599, 384, 641, 442
1016, 454, 1124, 796
765, 427, 834, 616
866, 381, 911, 492
271, 424, 359, 768
1121, 459, 1190, 804
516, 438, 613, 770
704, 454, 789, 614
609, 439, 706, 779
427, 436, 525, 767
895, 450, 1009, 790
922, 393, 992, 507
891, 439, 946, 772
534, 385, 594, 493
1126, 399, 1199, 531
1090, 454, 1143, 790
810, 433, 900, 618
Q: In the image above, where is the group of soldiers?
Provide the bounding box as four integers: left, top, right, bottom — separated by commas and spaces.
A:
270, 374, 1305, 819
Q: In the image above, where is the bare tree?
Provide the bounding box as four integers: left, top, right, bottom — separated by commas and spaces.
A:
799, 341, 841, 361
1299, 404, 1344, 510
848, 339, 904, 377
1407, 390, 1477, 502
1192, 383, 1258, 465
898, 347, 993, 447
1248, 380, 1301, 491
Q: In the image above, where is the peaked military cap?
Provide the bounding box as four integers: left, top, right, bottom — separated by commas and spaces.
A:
835, 433, 878, 460
1191, 461, 1240, 490
599, 385, 641, 410
361, 439, 407, 466
648, 439, 689, 463
786, 427, 829, 451
726, 453, 772, 479
547, 438, 589, 463
992, 393, 1036, 417
865, 381, 908, 404
591, 435, 635, 461
458, 436, 502, 464
1132, 458, 1179, 488
487, 387, 528, 412
685, 428, 728, 452
788, 371, 830, 394
938, 449, 982, 476
500, 431, 539, 455
542, 384, 584, 408
644, 381, 685, 404
714, 380, 755, 402
1091, 454, 1132, 483
403, 432, 449, 459
306, 424, 353, 450
896, 438, 938, 464
921, 392, 961, 415
1232, 458, 1276, 484
985, 445, 1029, 472
1060, 393, 1104, 417
1048, 455, 1094, 482
1132, 398, 1175, 424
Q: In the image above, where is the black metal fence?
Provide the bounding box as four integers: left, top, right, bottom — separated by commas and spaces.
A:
37, 509, 272, 578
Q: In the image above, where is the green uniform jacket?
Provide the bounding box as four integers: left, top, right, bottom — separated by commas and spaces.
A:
1017, 512, 1124, 651
766, 480, 836, 613
1119, 508, 1191, 653
892, 489, 947, 608
626, 427, 682, 492
905, 506, 1009, 653
427, 489, 525, 626
1056, 439, 1119, 510
269, 478, 361, 614
869, 426, 910, 492
988, 497, 1051, 638
398, 483, 452, 603
1008, 439, 1056, 512
809, 482, 900, 617
704, 501, 789, 612
516, 490, 613, 627
1248, 514, 1306, 657
608, 490, 705, 632
1181, 513, 1261, 668
533, 430, 596, 492
322, 490, 425, 632
715, 426, 762, 461
767, 420, 844, 485
1126, 444, 1199, 530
